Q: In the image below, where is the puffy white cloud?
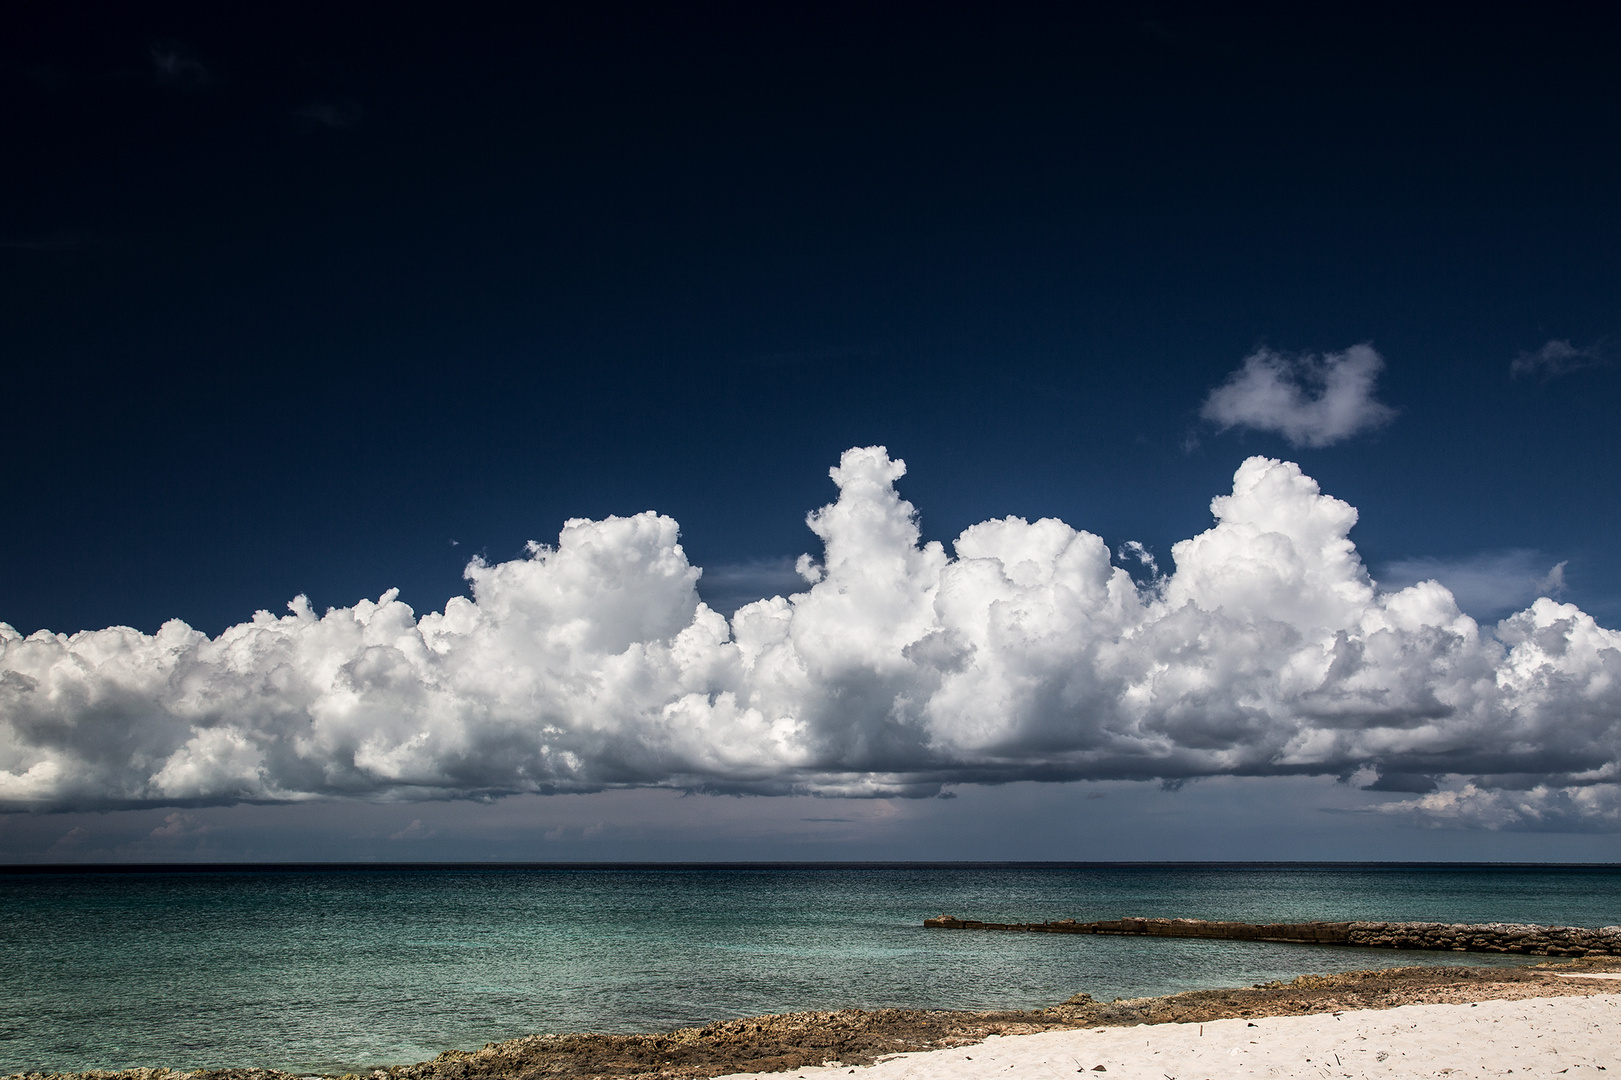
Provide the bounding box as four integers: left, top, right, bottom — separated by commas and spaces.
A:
3, 448, 1619, 825
1200, 344, 1397, 447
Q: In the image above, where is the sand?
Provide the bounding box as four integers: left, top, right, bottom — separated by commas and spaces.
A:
713, 994, 1620, 1080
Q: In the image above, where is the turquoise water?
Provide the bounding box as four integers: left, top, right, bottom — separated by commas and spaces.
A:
0, 863, 1617, 1075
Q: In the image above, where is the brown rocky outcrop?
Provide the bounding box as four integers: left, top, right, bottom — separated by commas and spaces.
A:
922, 915, 1621, 956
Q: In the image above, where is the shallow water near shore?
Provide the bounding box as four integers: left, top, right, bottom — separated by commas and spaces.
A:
1, 863, 1616, 1075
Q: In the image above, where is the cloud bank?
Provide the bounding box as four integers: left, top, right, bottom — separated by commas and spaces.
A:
1201, 344, 1397, 447
3, 449, 1618, 826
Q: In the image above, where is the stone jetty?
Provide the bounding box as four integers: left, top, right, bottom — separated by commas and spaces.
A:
922, 915, 1621, 956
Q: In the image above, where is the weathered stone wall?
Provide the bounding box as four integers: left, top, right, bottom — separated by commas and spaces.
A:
922, 915, 1621, 956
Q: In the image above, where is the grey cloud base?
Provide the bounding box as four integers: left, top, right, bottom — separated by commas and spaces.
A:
2, 449, 1618, 827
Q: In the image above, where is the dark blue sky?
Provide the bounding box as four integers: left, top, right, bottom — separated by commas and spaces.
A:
5, 2, 1617, 636
3, 4, 1621, 862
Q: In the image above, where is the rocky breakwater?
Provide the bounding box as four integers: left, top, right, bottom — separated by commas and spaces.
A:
1346, 921, 1621, 956
922, 915, 1621, 956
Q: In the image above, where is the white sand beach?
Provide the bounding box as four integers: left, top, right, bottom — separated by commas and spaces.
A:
718, 993, 1620, 1080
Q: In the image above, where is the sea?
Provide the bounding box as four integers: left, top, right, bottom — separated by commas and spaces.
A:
1, 863, 1617, 1075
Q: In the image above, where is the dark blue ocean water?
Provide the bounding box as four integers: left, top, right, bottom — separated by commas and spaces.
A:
0, 863, 1616, 1075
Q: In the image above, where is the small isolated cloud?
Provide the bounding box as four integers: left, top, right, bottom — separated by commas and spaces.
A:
1511, 338, 1612, 379
3, 447, 1620, 828
1200, 344, 1397, 448
1378, 550, 1567, 622
148, 40, 210, 88
50, 825, 88, 850
389, 818, 434, 840
291, 99, 367, 133
149, 811, 211, 842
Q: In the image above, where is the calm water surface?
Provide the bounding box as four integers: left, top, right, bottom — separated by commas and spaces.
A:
1, 863, 1616, 1074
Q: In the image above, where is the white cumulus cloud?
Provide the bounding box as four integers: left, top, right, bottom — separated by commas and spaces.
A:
2, 447, 1618, 826
1200, 344, 1397, 447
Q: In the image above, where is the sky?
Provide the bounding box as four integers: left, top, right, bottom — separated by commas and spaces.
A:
2, 3, 1619, 863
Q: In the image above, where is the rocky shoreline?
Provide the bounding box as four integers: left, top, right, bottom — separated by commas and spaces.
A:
5, 958, 1619, 1080
923, 915, 1621, 956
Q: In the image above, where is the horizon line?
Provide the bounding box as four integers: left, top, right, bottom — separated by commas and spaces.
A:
4, 859, 1620, 875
